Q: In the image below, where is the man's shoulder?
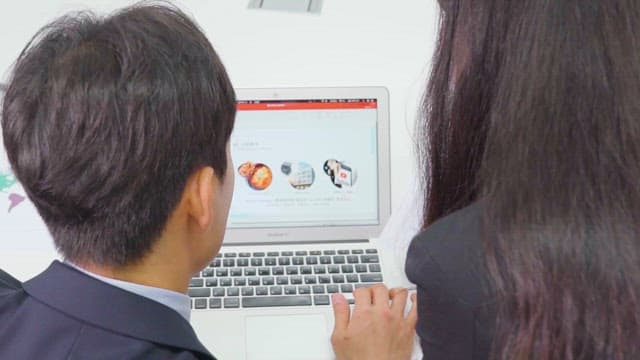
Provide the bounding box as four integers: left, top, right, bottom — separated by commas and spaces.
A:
67, 325, 207, 359
0, 294, 204, 359
0, 262, 215, 360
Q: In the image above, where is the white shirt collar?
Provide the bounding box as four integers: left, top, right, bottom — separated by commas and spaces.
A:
66, 262, 191, 321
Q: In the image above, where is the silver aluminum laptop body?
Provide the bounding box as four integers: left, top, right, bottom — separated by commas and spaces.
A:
191, 87, 395, 360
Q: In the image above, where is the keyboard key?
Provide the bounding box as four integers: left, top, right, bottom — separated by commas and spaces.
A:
265, 258, 277, 266
332, 275, 345, 283
224, 298, 240, 308
270, 286, 283, 295
243, 295, 312, 308
327, 284, 339, 293
314, 295, 330, 305
234, 278, 246, 286
188, 288, 210, 298
314, 265, 326, 274
304, 276, 317, 284
202, 268, 214, 277
194, 298, 207, 309
306, 257, 318, 265
361, 273, 384, 282
256, 286, 268, 295
282, 251, 293, 256
237, 259, 249, 267
251, 258, 263, 267
343, 293, 355, 304
220, 278, 232, 286
267, 251, 279, 257
272, 267, 285, 276
323, 250, 336, 255
347, 274, 359, 283
216, 269, 228, 277
318, 275, 331, 284
361, 255, 380, 264
347, 256, 359, 264
209, 298, 222, 309
276, 276, 289, 285
239, 252, 251, 257
252, 252, 265, 257
298, 285, 311, 294
355, 264, 368, 273
211, 259, 221, 268
292, 257, 305, 265
366, 249, 378, 254
337, 250, 349, 255
227, 287, 240, 296
212, 288, 225, 297
278, 257, 290, 266
258, 268, 270, 276
245, 268, 257, 276
369, 264, 381, 272
248, 277, 260, 286
310, 250, 322, 255
319, 256, 332, 264
328, 265, 340, 274
223, 259, 235, 267
341, 284, 354, 293
284, 286, 297, 295
262, 277, 275, 285
290, 276, 303, 285
205, 278, 218, 287
295, 251, 308, 256
341, 265, 354, 273
351, 249, 364, 255
300, 266, 313, 274
189, 278, 203, 287
224, 253, 237, 258
242, 287, 254, 296
333, 256, 346, 264
286, 266, 299, 275
312, 285, 325, 294
230, 268, 242, 277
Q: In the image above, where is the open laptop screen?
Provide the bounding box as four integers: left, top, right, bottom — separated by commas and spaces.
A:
227, 98, 379, 229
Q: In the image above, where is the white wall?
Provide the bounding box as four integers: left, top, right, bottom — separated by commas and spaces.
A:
0, 0, 437, 279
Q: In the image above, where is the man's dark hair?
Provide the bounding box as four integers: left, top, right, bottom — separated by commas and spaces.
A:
1, 3, 236, 267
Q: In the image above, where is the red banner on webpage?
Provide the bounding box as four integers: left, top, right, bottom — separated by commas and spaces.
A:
237, 100, 377, 111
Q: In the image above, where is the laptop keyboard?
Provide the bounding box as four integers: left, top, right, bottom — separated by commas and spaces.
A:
188, 249, 383, 309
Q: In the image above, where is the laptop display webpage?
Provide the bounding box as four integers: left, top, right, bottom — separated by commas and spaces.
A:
228, 98, 379, 229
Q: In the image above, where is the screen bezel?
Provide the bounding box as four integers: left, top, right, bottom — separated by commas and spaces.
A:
224, 87, 391, 245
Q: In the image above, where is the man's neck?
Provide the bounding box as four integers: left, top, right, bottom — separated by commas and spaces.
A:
75, 256, 192, 294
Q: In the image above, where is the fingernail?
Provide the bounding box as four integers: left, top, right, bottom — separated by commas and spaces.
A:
411, 293, 417, 302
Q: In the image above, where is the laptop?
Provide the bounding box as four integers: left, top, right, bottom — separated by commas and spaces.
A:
190, 87, 395, 360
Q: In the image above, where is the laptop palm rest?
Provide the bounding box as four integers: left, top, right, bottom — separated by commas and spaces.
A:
245, 314, 332, 360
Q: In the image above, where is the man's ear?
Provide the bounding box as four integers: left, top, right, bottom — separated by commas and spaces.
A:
185, 166, 217, 231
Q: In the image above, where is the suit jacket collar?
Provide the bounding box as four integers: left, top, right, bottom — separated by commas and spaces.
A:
23, 261, 214, 359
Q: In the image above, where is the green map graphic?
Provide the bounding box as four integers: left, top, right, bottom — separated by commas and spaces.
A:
0, 171, 16, 191
0, 170, 25, 212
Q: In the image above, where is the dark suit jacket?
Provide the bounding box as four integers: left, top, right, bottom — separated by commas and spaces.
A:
406, 203, 496, 360
0, 261, 216, 359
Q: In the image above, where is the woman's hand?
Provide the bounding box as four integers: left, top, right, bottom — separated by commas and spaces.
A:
331, 284, 418, 360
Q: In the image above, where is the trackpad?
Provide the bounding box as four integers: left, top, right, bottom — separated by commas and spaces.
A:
246, 314, 332, 360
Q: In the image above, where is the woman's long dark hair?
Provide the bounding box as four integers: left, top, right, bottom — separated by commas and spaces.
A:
420, 0, 640, 358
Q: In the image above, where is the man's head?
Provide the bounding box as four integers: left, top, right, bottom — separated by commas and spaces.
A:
1, 3, 236, 268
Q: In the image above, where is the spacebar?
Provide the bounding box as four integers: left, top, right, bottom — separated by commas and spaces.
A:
242, 296, 312, 308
